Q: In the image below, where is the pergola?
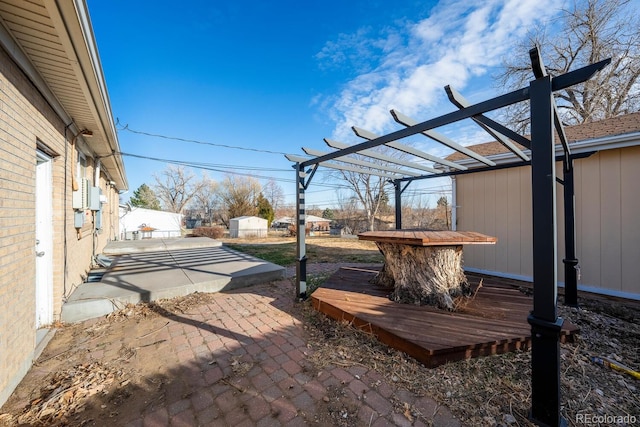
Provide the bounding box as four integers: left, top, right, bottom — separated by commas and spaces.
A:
286, 46, 610, 426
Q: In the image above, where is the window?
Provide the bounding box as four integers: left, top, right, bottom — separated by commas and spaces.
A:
76, 151, 91, 185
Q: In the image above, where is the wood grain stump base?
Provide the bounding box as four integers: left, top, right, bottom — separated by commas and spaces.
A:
358, 230, 497, 311
372, 243, 470, 310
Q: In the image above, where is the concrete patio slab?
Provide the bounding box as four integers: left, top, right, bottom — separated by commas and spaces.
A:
101, 236, 222, 255
61, 238, 285, 323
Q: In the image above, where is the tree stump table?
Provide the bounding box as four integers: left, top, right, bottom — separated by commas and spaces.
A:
358, 230, 497, 310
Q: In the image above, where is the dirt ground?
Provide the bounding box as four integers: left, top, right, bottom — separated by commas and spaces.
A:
1, 260, 639, 426
218, 234, 379, 250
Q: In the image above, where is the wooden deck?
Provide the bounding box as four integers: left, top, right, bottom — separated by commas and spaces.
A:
311, 267, 579, 368
358, 230, 497, 246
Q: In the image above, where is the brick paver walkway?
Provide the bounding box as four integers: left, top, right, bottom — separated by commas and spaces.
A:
118, 266, 462, 426
4, 264, 462, 426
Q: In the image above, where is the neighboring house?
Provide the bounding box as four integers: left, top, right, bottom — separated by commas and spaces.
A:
0, 1, 127, 406
274, 215, 331, 230
229, 216, 268, 238
119, 207, 183, 239
449, 113, 640, 300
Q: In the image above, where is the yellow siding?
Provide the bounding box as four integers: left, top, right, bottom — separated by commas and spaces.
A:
620, 146, 640, 295
598, 151, 622, 291
457, 146, 640, 299
506, 168, 523, 273
576, 154, 602, 288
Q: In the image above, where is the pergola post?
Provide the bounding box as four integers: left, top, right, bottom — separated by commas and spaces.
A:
528, 75, 565, 427
562, 158, 579, 307
394, 180, 402, 229
295, 162, 307, 299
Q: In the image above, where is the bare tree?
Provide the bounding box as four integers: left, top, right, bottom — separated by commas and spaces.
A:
191, 174, 218, 225
498, 0, 640, 132
153, 165, 204, 213
335, 190, 362, 233
338, 167, 390, 232
261, 179, 285, 217
401, 192, 436, 229
216, 175, 261, 226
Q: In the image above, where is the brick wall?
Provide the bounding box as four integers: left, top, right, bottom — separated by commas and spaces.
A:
0, 45, 121, 406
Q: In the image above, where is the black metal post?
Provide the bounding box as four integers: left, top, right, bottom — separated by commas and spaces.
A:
394, 180, 402, 229
562, 157, 579, 307
528, 75, 565, 427
295, 163, 307, 299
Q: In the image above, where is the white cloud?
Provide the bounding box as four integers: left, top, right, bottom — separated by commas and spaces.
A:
320, 0, 564, 142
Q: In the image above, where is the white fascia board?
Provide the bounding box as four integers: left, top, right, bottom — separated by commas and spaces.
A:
46, 0, 128, 189
451, 131, 640, 169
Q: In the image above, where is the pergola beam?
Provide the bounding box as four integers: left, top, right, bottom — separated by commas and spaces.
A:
302, 147, 422, 177
390, 109, 496, 166
300, 86, 533, 168
445, 85, 531, 160
324, 138, 442, 174
286, 154, 401, 179
352, 126, 466, 170
298, 59, 608, 170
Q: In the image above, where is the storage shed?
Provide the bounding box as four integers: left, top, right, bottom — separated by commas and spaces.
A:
229, 216, 268, 238
119, 207, 183, 239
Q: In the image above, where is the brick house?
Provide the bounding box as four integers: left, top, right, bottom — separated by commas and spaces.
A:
0, 1, 127, 405
448, 113, 640, 300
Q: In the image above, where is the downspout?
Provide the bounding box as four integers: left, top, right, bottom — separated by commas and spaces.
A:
94, 158, 101, 186
63, 123, 73, 299
92, 159, 101, 266
451, 176, 457, 231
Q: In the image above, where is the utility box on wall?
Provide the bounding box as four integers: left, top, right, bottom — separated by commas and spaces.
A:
88, 186, 101, 211
72, 178, 90, 210
74, 211, 84, 228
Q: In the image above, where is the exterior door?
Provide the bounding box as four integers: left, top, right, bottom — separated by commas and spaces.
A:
35, 151, 54, 328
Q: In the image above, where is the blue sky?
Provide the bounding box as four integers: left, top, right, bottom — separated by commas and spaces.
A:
87, 0, 568, 209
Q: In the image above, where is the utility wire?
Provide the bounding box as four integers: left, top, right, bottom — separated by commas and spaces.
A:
117, 151, 345, 190
119, 151, 293, 183
117, 122, 290, 156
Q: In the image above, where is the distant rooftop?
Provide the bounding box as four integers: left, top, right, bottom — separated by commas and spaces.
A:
447, 112, 640, 161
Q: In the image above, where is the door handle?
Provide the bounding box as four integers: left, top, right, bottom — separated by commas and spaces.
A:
36, 251, 45, 257
36, 239, 40, 245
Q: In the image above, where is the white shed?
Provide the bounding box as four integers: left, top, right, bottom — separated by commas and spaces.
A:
119, 207, 183, 240
229, 216, 268, 238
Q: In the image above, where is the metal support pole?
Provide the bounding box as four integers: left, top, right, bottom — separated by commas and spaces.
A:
451, 176, 457, 231
528, 75, 565, 427
562, 158, 579, 307
394, 180, 402, 229
295, 163, 307, 299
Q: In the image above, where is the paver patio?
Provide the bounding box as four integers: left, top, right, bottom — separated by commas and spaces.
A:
1, 264, 462, 426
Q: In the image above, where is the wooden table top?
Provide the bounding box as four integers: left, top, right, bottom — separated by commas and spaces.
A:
358, 230, 497, 246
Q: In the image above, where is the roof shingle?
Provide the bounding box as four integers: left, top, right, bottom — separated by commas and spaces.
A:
446, 112, 640, 161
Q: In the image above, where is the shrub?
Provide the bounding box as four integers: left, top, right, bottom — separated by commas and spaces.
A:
287, 224, 312, 237
192, 226, 225, 239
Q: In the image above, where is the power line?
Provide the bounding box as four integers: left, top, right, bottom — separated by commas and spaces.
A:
121, 152, 289, 172
119, 152, 295, 183
117, 123, 290, 156
118, 151, 346, 190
